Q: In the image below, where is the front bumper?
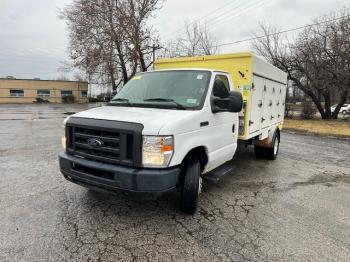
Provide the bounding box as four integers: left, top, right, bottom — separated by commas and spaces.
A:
59, 152, 180, 194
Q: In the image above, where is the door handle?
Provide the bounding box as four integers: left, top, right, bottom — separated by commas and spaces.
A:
200, 121, 209, 127
232, 124, 235, 133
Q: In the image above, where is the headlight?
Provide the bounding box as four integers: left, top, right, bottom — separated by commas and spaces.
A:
61, 133, 66, 150
61, 117, 70, 150
142, 136, 174, 167
61, 125, 67, 150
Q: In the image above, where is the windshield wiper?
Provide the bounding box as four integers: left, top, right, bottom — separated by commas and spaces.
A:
144, 98, 186, 110
111, 98, 129, 102
109, 98, 132, 106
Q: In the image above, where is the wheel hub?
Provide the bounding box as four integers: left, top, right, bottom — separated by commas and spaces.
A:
274, 137, 279, 155
198, 177, 203, 195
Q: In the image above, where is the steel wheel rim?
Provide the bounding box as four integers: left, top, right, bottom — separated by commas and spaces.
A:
198, 176, 203, 195
274, 137, 279, 155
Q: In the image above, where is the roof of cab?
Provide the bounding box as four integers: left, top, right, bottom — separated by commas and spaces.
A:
147, 68, 230, 75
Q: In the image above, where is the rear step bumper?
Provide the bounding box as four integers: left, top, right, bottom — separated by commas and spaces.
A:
59, 152, 180, 194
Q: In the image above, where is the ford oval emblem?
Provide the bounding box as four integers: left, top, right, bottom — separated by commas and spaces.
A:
87, 138, 104, 148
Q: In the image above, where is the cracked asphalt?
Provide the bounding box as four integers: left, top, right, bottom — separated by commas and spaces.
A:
1, 104, 350, 262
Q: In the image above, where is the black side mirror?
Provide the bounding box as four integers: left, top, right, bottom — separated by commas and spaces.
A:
211, 79, 230, 113
227, 91, 243, 113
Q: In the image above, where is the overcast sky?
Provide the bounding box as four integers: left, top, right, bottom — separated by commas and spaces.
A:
0, 0, 349, 80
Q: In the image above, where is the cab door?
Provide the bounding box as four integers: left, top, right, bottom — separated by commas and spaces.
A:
205, 73, 238, 171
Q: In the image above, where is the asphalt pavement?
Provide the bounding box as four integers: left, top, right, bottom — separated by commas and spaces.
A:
0, 104, 349, 261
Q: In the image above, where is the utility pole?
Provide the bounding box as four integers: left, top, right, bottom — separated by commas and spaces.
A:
152, 44, 156, 70
152, 44, 163, 70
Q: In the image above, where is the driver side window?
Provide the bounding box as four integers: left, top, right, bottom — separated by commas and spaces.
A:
216, 75, 230, 90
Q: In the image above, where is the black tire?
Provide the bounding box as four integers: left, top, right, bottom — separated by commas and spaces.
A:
254, 146, 265, 159
180, 158, 201, 214
265, 132, 280, 160
342, 110, 347, 115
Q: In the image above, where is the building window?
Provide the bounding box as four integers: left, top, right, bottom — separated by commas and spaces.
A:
61, 90, 73, 97
10, 89, 24, 97
37, 89, 51, 97
81, 91, 88, 98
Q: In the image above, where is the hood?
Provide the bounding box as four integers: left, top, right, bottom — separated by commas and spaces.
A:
71, 105, 201, 135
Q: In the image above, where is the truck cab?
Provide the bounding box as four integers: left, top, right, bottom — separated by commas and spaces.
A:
59, 69, 243, 214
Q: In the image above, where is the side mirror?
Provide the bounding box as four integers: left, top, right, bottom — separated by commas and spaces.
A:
227, 91, 243, 113
211, 91, 243, 113
211, 79, 231, 113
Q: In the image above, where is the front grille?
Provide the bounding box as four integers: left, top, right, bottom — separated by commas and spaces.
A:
66, 117, 143, 167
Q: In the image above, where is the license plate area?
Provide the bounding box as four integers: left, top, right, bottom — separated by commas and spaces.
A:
72, 163, 114, 180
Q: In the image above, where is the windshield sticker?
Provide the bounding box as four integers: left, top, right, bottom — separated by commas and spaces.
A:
197, 74, 204, 80
132, 76, 142, 80
187, 98, 197, 104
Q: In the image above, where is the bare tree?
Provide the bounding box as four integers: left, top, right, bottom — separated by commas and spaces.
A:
116, 0, 163, 71
61, 0, 162, 90
162, 21, 218, 58
253, 9, 350, 119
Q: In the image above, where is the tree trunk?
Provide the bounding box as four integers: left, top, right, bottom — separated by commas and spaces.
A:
314, 98, 326, 119
302, 88, 326, 119
323, 91, 332, 119
114, 42, 129, 84
109, 69, 117, 91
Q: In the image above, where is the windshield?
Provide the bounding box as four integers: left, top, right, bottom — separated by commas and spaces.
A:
110, 70, 211, 110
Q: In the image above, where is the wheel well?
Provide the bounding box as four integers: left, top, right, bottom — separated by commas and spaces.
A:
254, 126, 280, 148
181, 146, 208, 173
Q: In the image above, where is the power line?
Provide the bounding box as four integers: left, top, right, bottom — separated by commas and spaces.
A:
203, 0, 263, 26
162, 0, 244, 41
216, 13, 350, 48
163, 0, 272, 42
206, 0, 271, 34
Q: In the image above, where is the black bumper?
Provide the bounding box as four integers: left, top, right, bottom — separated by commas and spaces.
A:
59, 152, 180, 194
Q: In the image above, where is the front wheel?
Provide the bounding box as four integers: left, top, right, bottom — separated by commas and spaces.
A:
180, 158, 202, 214
265, 132, 280, 160
342, 110, 348, 115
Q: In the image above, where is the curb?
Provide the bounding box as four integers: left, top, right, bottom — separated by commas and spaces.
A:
283, 128, 350, 141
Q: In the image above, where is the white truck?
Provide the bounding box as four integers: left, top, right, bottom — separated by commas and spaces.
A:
59, 53, 287, 214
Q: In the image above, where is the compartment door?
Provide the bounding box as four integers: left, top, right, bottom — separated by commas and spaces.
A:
249, 75, 264, 134
262, 79, 273, 128
278, 83, 287, 122
271, 81, 279, 125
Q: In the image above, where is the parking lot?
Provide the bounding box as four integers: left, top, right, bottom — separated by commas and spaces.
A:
1, 104, 350, 262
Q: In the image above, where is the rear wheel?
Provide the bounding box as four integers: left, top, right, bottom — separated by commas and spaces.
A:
265, 132, 280, 160
342, 110, 347, 115
180, 158, 201, 214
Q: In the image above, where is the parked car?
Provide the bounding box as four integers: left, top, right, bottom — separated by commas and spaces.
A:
331, 104, 350, 115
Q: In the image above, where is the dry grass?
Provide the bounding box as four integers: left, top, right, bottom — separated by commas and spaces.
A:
283, 118, 350, 138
